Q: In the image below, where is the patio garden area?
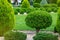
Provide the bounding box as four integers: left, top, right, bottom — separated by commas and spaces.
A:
0, 0, 60, 40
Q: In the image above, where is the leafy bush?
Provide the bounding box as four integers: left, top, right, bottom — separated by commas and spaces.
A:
43, 4, 58, 8
13, 7, 36, 14
34, 0, 42, 3
33, 3, 41, 8
40, 7, 46, 11
4, 31, 27, 40
33, 32, 58, 40
0, 0, 14, 36
13, 7, 20, 14
25, 10, 52, 33
43, 4, 58, 12
20, 8, 26, 14
46, 7, 52, 12
21, 0, 30, 8
20, 7, 36, 14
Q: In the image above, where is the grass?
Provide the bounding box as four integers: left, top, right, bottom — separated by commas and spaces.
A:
13, 13, 57, 31
14, 14, 35, 30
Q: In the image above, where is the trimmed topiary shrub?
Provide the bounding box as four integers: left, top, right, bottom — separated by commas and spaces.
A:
0, 0, 14, 36
25, 10, 52, 33
4, 31, 27, 40
21, 0, 30, 8
33, 3, 41, 8
33, 32, 58, 40
43, 4, 58, 12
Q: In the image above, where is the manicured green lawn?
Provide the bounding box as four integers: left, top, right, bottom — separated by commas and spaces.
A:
13, 13, 57, 31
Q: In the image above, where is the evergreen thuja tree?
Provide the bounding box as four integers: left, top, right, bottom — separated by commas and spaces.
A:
21, 0, 30, 8
56, 8, 60, 34
7, 0, 11, 3
0, 0, 14, 36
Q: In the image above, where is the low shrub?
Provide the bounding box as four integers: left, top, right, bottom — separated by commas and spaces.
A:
33, 3, 41, 8
20, 8, 26, 14
13, 7, 21, 14
43, 4, 58, 12
40, 7, 46, 11
13, 8, 18, 15
20, 7, 36, 14
4, 31, 27, 40
33, 32, 58, 40
34, 0, 42, 3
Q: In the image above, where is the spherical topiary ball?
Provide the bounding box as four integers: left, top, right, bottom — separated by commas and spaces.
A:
25, 10, 52, 30
0, 0, 14, 36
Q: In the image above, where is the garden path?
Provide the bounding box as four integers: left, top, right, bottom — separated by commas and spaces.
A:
0, 31, 60, 40
19, 31, 59, 40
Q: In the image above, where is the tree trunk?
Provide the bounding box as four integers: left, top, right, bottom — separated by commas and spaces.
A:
14, 0, 18, 5
36, 28, 40, 34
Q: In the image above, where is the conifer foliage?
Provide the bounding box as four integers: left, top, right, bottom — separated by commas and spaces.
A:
0, 0, 14, 36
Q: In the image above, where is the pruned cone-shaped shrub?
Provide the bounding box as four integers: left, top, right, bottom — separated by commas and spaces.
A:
21, 0, 30, 8
25, 10, 52, 33
0, 0, 14, 36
